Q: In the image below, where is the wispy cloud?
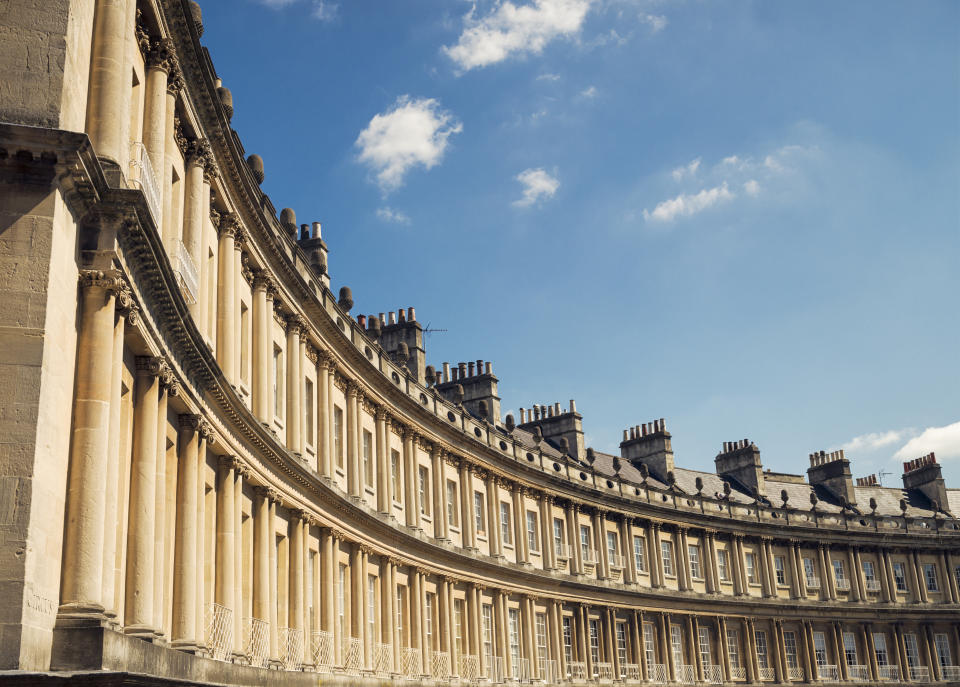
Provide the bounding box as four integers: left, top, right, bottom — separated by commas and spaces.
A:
355, 96, 462, 192
311, 0, 338, 22
513, 167, 560, 207
671, 157, 701, 181
640, 13, 667, 32
643, 183, 733, 223
894, 421, 960, 463
537, 73, 562, 82
841, 430, 908, 453
580, 85, 598, 99
743, 179, 760, 196
444, 0, 593, 72
376, 206, 411, 225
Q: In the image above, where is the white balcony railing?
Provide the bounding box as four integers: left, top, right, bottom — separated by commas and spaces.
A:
539, 658, 560, 683
805, 576, 821, 589
648, 663, 668, 684
848, 664, 870, 681
729, 666, 747, 680
128, 141, 162, 225
608, 553, 625, 570
909, 666, 930, 681
311, 630, 334, 672
676, 664, 696, 684
342, 636, 363, 673
373, 642, 392, 675
864, 578, 881, 593
942, 665, 960, 681
877, 664, 900, 681
582, 549, 598, 565
511, 656, 530, 682
787, 666, 805, 681
594, 662, 614, 681
835, 578, 850, 591
278, 627, 304, 671
568, 661, 587, 680
817, 664, 839, 681
433, 651, 451, 678
460, 654, 481, 682
204, 603, 233, 662
401, 647, 422, 678
243, 617, 268, 667
555, 542, 569, 560
758, 666, 775, 681
703, 664, 723, 684
169, 238, 199, 304
620, 662, 641, 682
487, 655, 507, 683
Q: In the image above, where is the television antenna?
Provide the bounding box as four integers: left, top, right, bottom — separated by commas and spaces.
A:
423, 322, 447, 337
877, 469, 892, 486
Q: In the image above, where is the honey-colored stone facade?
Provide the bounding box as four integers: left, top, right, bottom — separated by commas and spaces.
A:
0, 1, 958, 685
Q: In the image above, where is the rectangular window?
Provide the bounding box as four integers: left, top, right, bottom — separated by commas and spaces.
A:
338, 563, 346, 643
745, 552, 757, 584
688, 544, 702, 580
527, 511, 539, 553
873, 633, 889, 666
447, 480, 459, 528
774, 555, 786, 586
482, 604, 494, 660
803, 557, 816, 581
935, 633, 952, 668
419, 466, 430, 516
305, 379, 314, 447
368, 575, 377, 643
698, 627, 712, 668
813, 632, 827, 667
273, 346, 283, 417
643, 622, 656, 667
334, 406, 344, 468
563, 617, 574, 668
510, 609, 522, 672
670, 625, 684, 670
474, 491, 486, 535
616, 622, 628, 674
391, 450, 401, 502
425, 593, 434, 651
755, 631, 768, 669
589, 619, 601, 668
536, 613, 548, 664
833, 559, 846, 582
363, 430, 373, 486
397, 585, 406, 644
862, 560, 876, 582
607, 531, 618, 563
501, 502, 512, 546
784, 631, 798, 668
904, 633, 920, 667
893, 562, 908, 592
454, 599, 465, 654
924, 563, 939, 591
661, 541, 675, 577
717, 549, 730, 581
580, 525, 592, 562
240, 303, 250, 384
553, 517, 565, 555
727, 629, 740, 669
633, 535, 646, 572
842, 632, 857, 666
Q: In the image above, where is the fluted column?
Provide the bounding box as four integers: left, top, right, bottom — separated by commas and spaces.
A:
730, 535, 745, 596
60, 271, 125, 620
233, 464, 245, 658
253, 487, 274, 655
650, 522, 664, 587
515, 487, 529, 565
621, 517, 636, 583
742, 618, 756, 683
376, 408, 390, 512
171, 414, 206, 650
795, 544, 809, 598
687, 616, 700, 681
761, 537, 776, 597
593, 510, 608, 578
161, 69, 182, 246
604, 608, 617, 677
703, 530, 717, 593
216, 215, 238, 380
124, 356, 162, 635
636, 611, 647, 681
267, 494, 280, 664
912, 551, 929, 603
346, 382, 360, 497
659, 613, 673, 682
215, 456, 237, 640
832, 623, 848, 681
88, 0, 132, 165
788, 540, 802, 598
153, 366, 175, 636
469, 585, 482, 670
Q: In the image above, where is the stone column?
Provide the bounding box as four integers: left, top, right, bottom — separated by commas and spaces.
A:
742, 619, 756, 683
832, 622, 848, 681
253, 487, 274, 652
285, 316, 302, 452
924, 625, 942, 682
633, 611, 646, 680
298, 335, 307, 456
318, 352, 333, 478
460, 460, 475, 549
290, 511, 306, 650
171, 414, 206, 650
161, 69, 182, 246
687, 616, 700, 681
621, 517, 635, 583
409, 568, 422, 660
489, 474, 503, 558
863, 623, 878, 680
124, 356, 162, 635
912, 551, 929, 603
593, 510, 609, 578
183, 139, 211, 328
102, 304, 126, 621
944, 550, 960, 603
376, 408, 390, 512
142, 38, 176, 179
604, 608, 617, 677
214, 455, 237, 649
730, 535, 745, 596
761, 538, 776, 597
847, 547, 861, 602
702, 531, 717, 593
350, 543, 364, 643
718, 617, 731, 682
469, 585, 482, 667
541, 495, 554, 569
515, 487, 529, 565
390, 561, 400, 671
819, 545, 837, 600
251, 274, 271, 422
418, 571, 430, 672
788, 540, 802, 598
650, 522, 664, 588
799, 621, 814, 684
216, 214, 238, 380
153, 366, 176, 635
88, 0, 132, 165
677, 527, 690, 590
853, 547, 868, 601
772, 620, 786, 684
233, 464, 246, 658
795, 543, 809, 599
267, 495, 280, 664
659, 613, 673, 682
439, 578, 452, 664
361, 549, 371, 669
403, 429, 419, 527
346, 382, 360, 497
432, 445, 447, 540
60, 272, 124, 620
381, 558, 394, 666
567, 504, 581, 574
320, 528, 338, 661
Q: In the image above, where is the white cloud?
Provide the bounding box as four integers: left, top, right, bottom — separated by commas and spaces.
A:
894, 421, 960, 463
743, 179, 760, 196
257, 0, 298, 7
643, 183, 733, 223
513, 168, 560, 207
376, 207, 411, 225
640, 13, 667, 32
443, 0, 593, 72
671, 157, 701, 181
580, 85, 598, 99
841, 430, 908, 454
355, 95, 462, 192
311, 0, 338, 21
537, 73, 561, 81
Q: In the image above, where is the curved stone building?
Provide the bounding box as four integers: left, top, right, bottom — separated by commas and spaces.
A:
0, 1, 958, 685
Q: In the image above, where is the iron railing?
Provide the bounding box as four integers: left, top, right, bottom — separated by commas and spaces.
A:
342, 636, 363, 673
243, 617, 268, 667
834, 578, 850, 591
372, 642, 392, 675
487, 655, 506, 683
169, 238, 199, 304
582, 548, 598, 565
128, 141, 162, 225
676, 664, 696, 684
204, 603, 233, 662
539, 657, 560, 683
620, 662, 641, 681
805, 576, 821, 589
459, 654, 480, 682
877, 664, 899, 681
648, 663, 668, 683
594, 661, 614, 681
511, 656, 530, 682
942, 666, 960, 680
848, 664, 870, 681
909, 666, 930, 681
816, 664, 839, 681
278, 627, 304, 671
729, 666, 747, 680
703, 664, 723, 684
758, 666, 775, 681
787, 666, 805, 681
608, 553, 625, 570
311, 630, 334, 672
567, 661, 587, 681
400, 647, 422, 678
864, 578, 881, 592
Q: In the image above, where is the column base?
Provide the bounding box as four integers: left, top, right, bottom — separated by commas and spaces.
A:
56, 602, 108, 622
169, 639, 200, 653
123, 623, 159, 640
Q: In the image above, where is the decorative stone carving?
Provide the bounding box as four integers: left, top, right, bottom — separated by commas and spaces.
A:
166, 63, 184, 95
185, 138, 213, 171
135, 356, 164, 377
147, 38, 178, 74
135, 11, 151, 57
172, 116, 188, 155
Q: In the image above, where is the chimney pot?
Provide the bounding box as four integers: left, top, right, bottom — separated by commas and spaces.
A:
408, 307, 415, 321
468, 362, 475, 377
442, 362, 450, 382
388, 311, 397, 325
570, 399, 576, 413
485, 362, 492, 375
398, 309, 405, 323
623, 429, 629, 442
311, 221, 322, 239
357, 314, 366, 327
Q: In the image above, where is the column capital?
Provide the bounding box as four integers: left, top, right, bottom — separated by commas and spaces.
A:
135, 355, 164, 377
252, 271, 275, 294
185, 137, 213, 170
177, 414, 216, 444
291, 508, 310, 525
79, 268, 125, 294
217, 212, 240, 240
346, 379, 362, 398
146, 37, 179, 74
165, 63, 184, 95
173, 116, 188, 154
375, 406, 390, 422
218, 454, 241, 472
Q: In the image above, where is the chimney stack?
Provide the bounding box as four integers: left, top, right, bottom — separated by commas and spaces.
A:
807, 449, 857, 506
620, 418, 673, 481
714, 439, 766, 498
902, 453, 948, 511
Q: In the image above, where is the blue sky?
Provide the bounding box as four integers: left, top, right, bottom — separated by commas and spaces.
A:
199, 0, 960, 487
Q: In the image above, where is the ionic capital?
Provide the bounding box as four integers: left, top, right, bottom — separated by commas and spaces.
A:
135, 355, 164, 377
79, 268, 125, 295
